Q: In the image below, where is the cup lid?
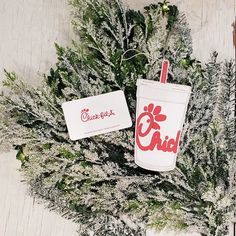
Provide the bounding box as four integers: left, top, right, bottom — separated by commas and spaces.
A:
136, 79, 191, 93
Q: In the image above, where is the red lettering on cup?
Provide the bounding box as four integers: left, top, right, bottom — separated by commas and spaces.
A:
136, 103, 181, 154
81, 108, 115, 122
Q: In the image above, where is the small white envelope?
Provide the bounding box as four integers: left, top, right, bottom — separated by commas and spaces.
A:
62, 90, 132, 140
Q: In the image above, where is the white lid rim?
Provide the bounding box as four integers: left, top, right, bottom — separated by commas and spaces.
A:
136, 79, 191, 93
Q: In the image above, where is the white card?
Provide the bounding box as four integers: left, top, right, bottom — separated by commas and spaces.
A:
62, 90, 132, 140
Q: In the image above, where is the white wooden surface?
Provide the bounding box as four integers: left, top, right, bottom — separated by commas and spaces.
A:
0, 0, 235, 235
0, 0, 73, 85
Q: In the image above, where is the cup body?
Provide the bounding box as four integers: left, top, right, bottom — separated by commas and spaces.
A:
135, 79, 191, 171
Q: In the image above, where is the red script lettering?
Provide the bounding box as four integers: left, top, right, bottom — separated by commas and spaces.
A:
136, 103, 180, 154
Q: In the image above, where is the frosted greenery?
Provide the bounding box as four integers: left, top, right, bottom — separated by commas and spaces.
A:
0, 0, 235, 235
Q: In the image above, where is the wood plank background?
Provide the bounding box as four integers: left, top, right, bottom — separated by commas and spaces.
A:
0, 0, 235, 235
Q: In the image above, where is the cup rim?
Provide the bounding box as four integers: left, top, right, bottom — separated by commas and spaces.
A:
136, 79, 191, 93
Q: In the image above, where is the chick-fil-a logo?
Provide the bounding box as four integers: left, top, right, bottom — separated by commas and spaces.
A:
136, 103, 180, 153
81, 108, 115, 122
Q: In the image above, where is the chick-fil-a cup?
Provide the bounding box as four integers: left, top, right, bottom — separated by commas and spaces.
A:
135, 61, 191, 171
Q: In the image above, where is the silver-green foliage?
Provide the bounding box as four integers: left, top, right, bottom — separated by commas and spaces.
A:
0, 1, 235, 235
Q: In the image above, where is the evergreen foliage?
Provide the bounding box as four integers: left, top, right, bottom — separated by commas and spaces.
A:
0, 1, 235, 235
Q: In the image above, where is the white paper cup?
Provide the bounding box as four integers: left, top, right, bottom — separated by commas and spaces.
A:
135, 79, 191, 171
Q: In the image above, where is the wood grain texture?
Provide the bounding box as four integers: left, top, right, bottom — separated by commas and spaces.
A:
0, 0, 73, 85
0, 0, 235, 235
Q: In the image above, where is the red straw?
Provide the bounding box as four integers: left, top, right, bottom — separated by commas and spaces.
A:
160, 60, 169, 83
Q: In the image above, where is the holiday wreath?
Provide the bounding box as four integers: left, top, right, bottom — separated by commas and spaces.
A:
0, 0, 235, 235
